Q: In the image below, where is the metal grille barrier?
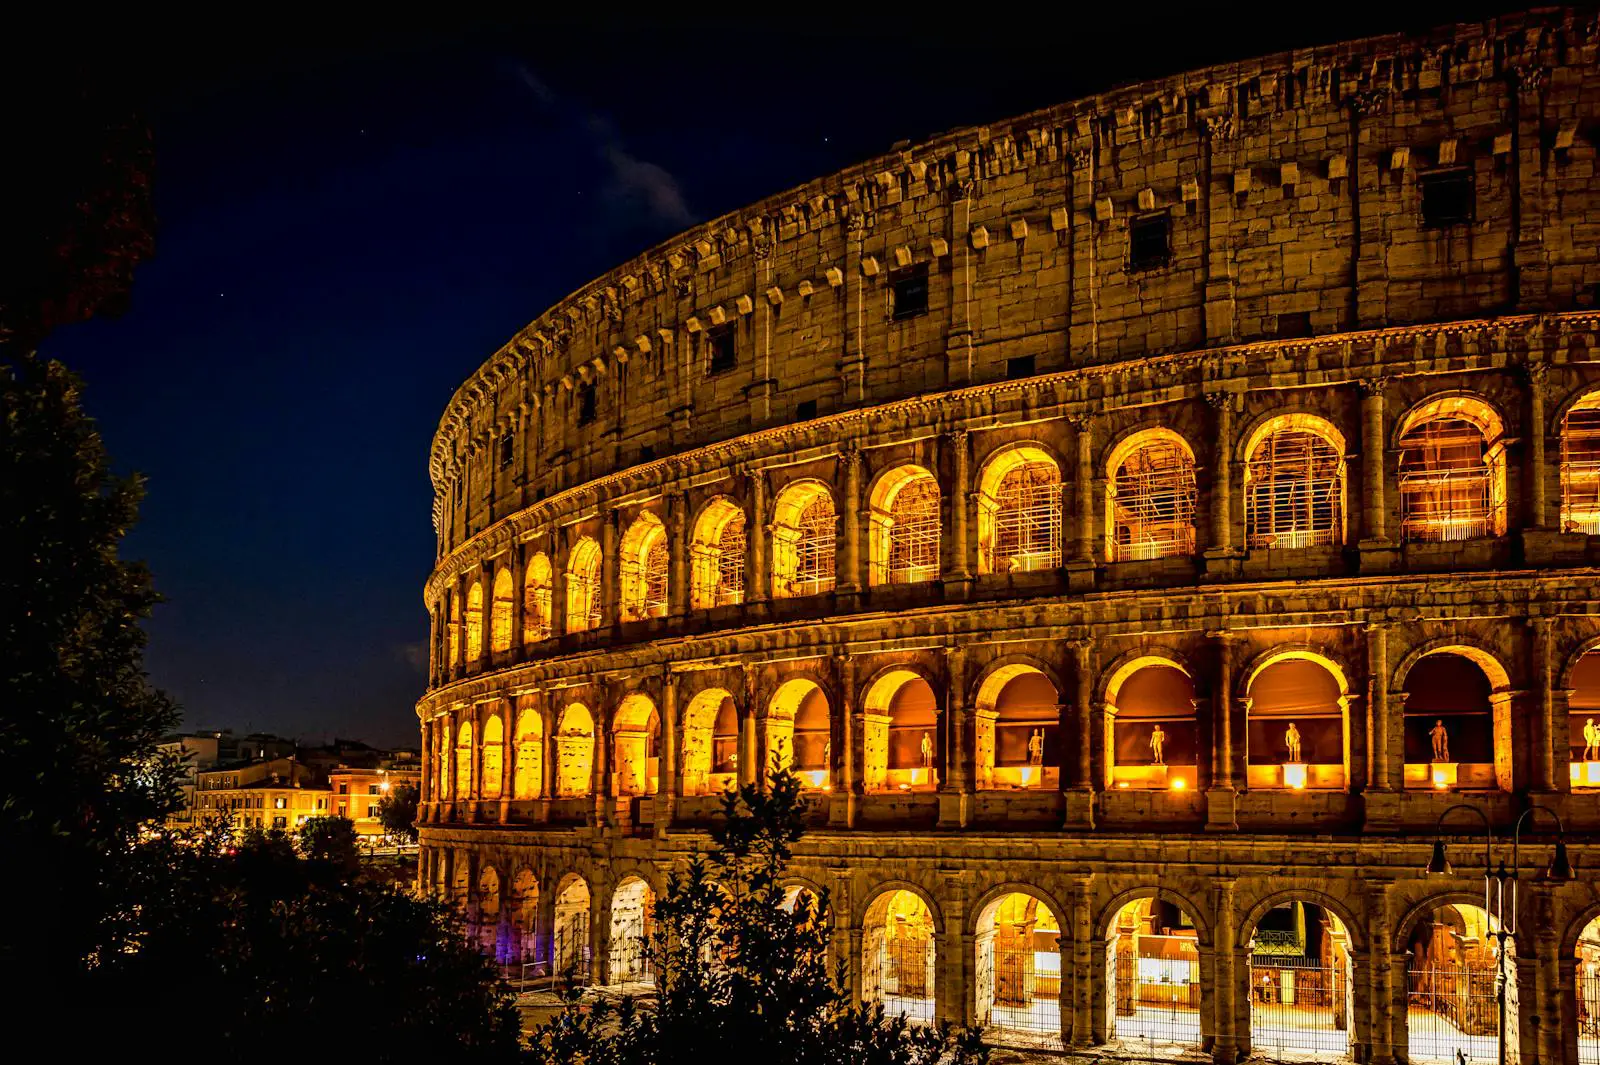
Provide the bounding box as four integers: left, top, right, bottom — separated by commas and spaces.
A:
1561, 407, 1600, 535
1245, 430, 1344, 550
1580, 970, 1600, 1065
983, 937, 1063, 1048
1110, 944, 1202, 1053
1407, 965, 1499, 1065
993, 463, 1062, 572
1249, 952, 1350, 1060
877, 937, 935, 1025
554, 915, 591, 983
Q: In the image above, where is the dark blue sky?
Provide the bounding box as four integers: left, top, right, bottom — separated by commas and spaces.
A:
39, 10, 1487, 747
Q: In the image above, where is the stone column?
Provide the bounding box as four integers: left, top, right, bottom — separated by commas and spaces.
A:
591, 699, 610, 829
1365, 879, 1396, 1065
550, 540, 569, 636
657, 668, 678, 834
1357, 379, 1397, 574
1069, 875, 1095, 1047
1066, 416, 1096, 591
509, 539, 527, 661
1211, 877, 1239, 1064
419, 717, 433, 810
476, 560, 494, 672
946, 177, 975, 386
939, 871, 970, 1026
829, 870, 856, 1004
839, 447, 863, 597
942, 430, 972, 597
600, 509, 620, 628
746, 467, 770, 605
832, 653, 862, 828
938, 645, 972, 829
1203, 391, 1236, 579
538, 696, 555, 813
1526, 360, 1552, 530
1064, 640, 1095, 829
667, 490, 689, 617
1206, 632, 1238, 831
1365, 622, 1401, 829
453, 571, 469, 676
1510, 66, 1551, 311
1531, 616, 1557, 793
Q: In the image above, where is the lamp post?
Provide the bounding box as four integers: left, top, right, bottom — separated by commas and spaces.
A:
1424, 803, 1574, 1065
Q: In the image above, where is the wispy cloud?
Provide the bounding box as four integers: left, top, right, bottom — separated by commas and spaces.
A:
517, 65, 692, 230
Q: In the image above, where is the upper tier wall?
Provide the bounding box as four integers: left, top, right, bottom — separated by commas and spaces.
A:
430, 8, 1600, 557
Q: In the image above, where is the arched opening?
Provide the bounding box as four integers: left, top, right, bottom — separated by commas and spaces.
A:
976, 446, 1062, 575
1244, 416, 1346, 550
454, 720, 473, 800
1107, 661, 1198, 791
477, 866, 503, 960
609, 877, 656, 987
1246, 656, 1348, 791
523, 552, 553, 643
1574, 913, 1600, 1063
680, 688, 734, 796
480, 711, 504, 801
768, 679, 831, 789
451, 858, 471, 922
1571, 652, 1600, 788
690, 497, 746, 609
620, 512, 669, 621
490, 567, 514, 653
1106, 430, 1198, 562
1406, 901, 1510, 1064
974, 666, 1059, 790
509, 869, 539, 967
712, 695, 740, 785
612, 693, 660, 797
565, 537, 603, 633
447, 590, 461, 666
869, 464, 941, 586
513, 702, 542, 800
975, 892, 1063, 1047
772, 481, 836, 598
1106, 897, 1202, 1051
554, 703, 594, 798
553, 875, 591, 979
465, 579, 485, 661
1562, 391, 1600, 535
1398, 397, 1508, 543
863, 889, 936, 1023
783, 885, 823, 917
1402, 651, 1508, 792
863, 671, 938, 793
1249, 900, 1354, 1059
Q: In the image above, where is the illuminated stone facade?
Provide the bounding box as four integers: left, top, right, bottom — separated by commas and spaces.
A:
419, 11, 1600, 1062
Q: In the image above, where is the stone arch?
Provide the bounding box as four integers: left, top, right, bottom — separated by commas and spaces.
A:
611, 691, 660, 796
554, 702, 595, 798
454, 718, 474, 800
1394, 391, 1509, 542
608, 875, 657, 985
861, 882, 943, 1023
1392, 890, 1506, 954
969, 882, 1073, 940
1101, 652, 1199, 791
861, 665, 941, 792
972, 659, 1060, 791
858, 879, 946, 934
1238, 887, 1366, 954
1240, 647, 1352, 792
1100, 885, 1209, 1049
523, 551, 553, 643
1560, 898, 1600, 959
1392, 641, 1513, 792
1560, 634, 1600, 692
1240, 412, 1348, 550
974, 441, 1065, 575
768, 677, 832, 787
771, 478, 836, 598
477, 864, 504, 958
1098, 885, 1212, 948
1394, 891, 1513, 1063
689, 495, 747, 609
513, 699, 542, 800
509, 867, 539, 963
480, 707, 505, 800
465, 578, 485, 661
490, 566, 514, 652
553, 872, 593, 978
619, 511, 669, 621
680, 686, 735, 795
1098, 647, 1196, 705
866, 462, 941, 586
565, 536, 602, 633
1103, 425, 1199, 563
972, 886, 1068, 1039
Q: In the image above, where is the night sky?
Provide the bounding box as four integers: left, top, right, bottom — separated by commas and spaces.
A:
39, 8, 1504, 747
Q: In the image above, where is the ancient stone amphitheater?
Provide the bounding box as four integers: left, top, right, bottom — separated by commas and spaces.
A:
418, 10, 1600, 1062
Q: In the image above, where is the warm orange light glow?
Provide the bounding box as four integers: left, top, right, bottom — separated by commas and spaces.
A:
1432, 767, 1450, 790
1170, 777, 1187, 791
1018, 766, 1036, 787
801, 769, 830, 790
1283, 763, 1308, 789
1117, 780, 1130, 789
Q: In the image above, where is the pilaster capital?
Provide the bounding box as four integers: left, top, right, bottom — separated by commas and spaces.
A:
1357, 376, 1390, 399
1203, 389, 1238, 413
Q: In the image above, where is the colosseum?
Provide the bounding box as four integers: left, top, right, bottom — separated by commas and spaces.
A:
419, 10, 1600, 1062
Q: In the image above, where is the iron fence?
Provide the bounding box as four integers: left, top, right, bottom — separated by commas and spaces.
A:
982, 936, 1063, 1048
1248, 951, 1350, 1060
1407, 965, 1499, 1065
1580, 969, 1600, 1065
1110, 945, 1203, 1052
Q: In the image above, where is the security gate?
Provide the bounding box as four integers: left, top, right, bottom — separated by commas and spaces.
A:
1110, 943, 1202, 1050
982, 928, 1062, 1046
1407, 965, 1499, 1064
1249, 951, 1350, 1059
1581, 966, 1600, 1065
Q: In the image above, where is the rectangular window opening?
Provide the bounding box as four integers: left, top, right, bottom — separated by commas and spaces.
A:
706, 323, 737, 376
796, 399, 818, 421
1420, 168, 1473, 228
498, 434, 514, 470
1276, 312, 1313, 339
576, 382, 597, 426
1128, 212, 1172, 272
1006, 355, 1036, 380
891, 262, 930, 321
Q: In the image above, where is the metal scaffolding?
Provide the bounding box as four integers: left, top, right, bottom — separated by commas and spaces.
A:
643, 540, 669, 617
524, 579, 552, 643
992, 462, 1062, 572
1564, 406, 1600, 535
889, 477, 941, 583
1246, 429, 1345, 549
717, 517, 746, 604
793, 496, 836, 596
1110, 440, 1197, 562
1398, 418, 1497, 543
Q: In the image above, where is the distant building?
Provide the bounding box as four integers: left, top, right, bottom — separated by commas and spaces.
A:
191, 756, 329, 832
329, 759, 422, 838
158, 732, 222, 828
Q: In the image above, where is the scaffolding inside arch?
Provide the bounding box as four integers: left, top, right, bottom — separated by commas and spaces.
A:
791, 497, 836, 596
1110, 440, 1196, 562
991, 462, 1061, 573
717, 520, 746, 604
1564, 405, 1600, 535
888, 478, 941, 583
1246, 430, 1344, 549
1398, 419, 1499, 543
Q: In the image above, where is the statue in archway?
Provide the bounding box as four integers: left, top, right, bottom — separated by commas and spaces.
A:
1284, 722, 1302, 763
920, 731, 934, 768
1027, 728, 1044, 766
1430, 719, 1450, 763
1585, 718, 1600, 762
1149, 724, 1167, 766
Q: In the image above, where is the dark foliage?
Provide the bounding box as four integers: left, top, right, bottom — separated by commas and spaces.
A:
380, 780, 421, 843
298, 814, 363, 877
529, 769, 987, 1065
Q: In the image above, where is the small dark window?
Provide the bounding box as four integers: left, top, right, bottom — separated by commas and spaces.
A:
498, 434, 514, 470
638, 444, 656, 463
706, 324, 737, 376
1006, 355, 1036, 380
891, 262, 929, 321
1420, 169, 1473, 228
795, 399, 818, 421
576, 382, 597, 426
1276, 312, 1312, 339
453, 479, 463, 504
1128, 213, 1171, 272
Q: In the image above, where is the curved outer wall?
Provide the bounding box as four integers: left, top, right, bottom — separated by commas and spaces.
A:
421, 10, 1600, 1064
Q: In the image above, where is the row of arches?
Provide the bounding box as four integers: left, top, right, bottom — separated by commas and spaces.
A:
435, 856, 1600, 1064
433, 640, 1600, 804
440, 389, 1600, 663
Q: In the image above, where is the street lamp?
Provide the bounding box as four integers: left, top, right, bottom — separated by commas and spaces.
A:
1424, 803, 1574, 1065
